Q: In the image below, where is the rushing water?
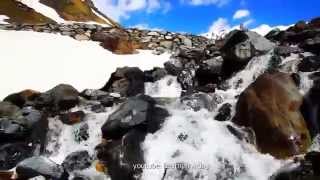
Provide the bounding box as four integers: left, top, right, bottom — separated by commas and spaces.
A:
44, 50, 313, 180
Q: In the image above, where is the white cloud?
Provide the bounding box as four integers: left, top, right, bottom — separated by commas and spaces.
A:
233, 9, 250, 19
202, 18, 239, 38
92, 0, 171, 22
251, 24, 291, 36
181, 0, 230, 7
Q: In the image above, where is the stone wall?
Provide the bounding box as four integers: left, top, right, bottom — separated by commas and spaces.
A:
0, 23, 212, 53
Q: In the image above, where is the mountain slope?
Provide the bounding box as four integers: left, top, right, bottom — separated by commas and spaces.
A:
0, 0, 119, 26
0, 0, 55, 24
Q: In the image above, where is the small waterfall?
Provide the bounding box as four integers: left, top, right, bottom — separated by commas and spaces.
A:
142, 52, 284, 180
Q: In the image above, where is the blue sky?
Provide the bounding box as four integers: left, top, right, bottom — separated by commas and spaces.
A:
94, 0, 320, 35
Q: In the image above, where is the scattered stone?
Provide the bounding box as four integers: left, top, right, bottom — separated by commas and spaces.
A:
101, 67, 145, 97
215, 103, 232, 121
16, 156, 68, 179
96, 129, 145, 180
62, 151, 92, 173
74, 34, 90, 41
298, 56, 320, 72
3, 89, 40, 108
144, 67, 167, 82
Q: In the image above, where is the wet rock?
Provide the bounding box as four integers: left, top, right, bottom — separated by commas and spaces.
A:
300, 36, 320, 55
74, 34, 90, 41
3, 89, 40, 108
73, 123, 89, 143
35, 84, 79, 111
0, 143, 33, 170
80, 89, 109, 100
0, 118, 27, 142
233, 71, 311, 159
270, 151, 320, 180
177, 68, 196, 93
181, 92, 216, 111
0, 101, 20, 118
144, 67, 167, 82
195, 56, 223, 87
62, 151, 92, 173
101, 94, 168, 140
60, 111, 85, 125
96, 129, 146, 180
301, 74, 320, 137
16, 156, 68, 179
101, 67, 145, 97
215, 103, 232, 121
298, 56, 320, 72
275, 46, 302, 57
164, 60, 183, 76
221, 30, 275, 77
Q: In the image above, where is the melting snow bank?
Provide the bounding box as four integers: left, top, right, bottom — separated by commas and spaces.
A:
0, 30, 170, 100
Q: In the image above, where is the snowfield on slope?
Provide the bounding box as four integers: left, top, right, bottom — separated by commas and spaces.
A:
0, 30, 170, 99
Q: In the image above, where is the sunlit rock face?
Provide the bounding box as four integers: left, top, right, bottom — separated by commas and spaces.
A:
233, 71, 311, 159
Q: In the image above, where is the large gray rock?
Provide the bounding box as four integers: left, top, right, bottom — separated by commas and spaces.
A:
221, 30, 275, 77
101, 94, 169, 140
16, 156, 67, 179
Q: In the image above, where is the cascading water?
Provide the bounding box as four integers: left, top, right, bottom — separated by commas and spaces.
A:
42, 50, 313, 180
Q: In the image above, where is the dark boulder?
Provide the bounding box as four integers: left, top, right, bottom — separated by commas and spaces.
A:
35, 84, 79, 111
3, 89, 40, 108
301, 74, 320, 137
164, 60, 183, 76
270, 151, 320, 180
215, 103, 232, 121
300, 36, 320, 55
195, 56, 223, 87
265, 28, 284, 42
101, 67, 145, 97
0, 101, 20, 118
233, 71, 311, 159
144, 67, 167, 82
96, 129, 146, 180
101, 94, 168, 140
62, 151, 92, 173
221, 30, 275, 77
16, 156, 68, 179
0, 143, 33, 170
298, 56, 320, 72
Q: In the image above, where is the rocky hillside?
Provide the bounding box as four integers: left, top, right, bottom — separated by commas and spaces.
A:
0, 0, 119, 26
1, 12, 320, 180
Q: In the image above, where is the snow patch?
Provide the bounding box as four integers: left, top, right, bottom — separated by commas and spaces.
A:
17, 0, 65, 23
0, 30, 170, 99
